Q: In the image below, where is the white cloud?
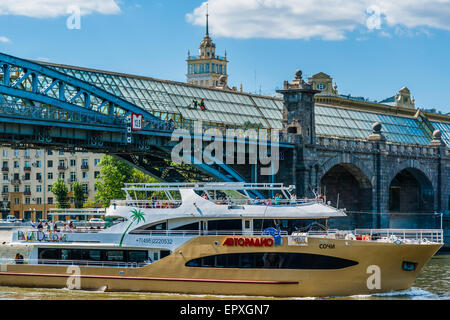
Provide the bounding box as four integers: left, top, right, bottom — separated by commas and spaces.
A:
186, 0, 450, 40
0, 0, 121, 18
0, 36, 11, 43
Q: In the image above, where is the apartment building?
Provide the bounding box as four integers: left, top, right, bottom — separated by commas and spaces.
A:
0, 147, 103, 221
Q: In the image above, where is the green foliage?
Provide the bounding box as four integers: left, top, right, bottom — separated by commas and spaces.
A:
72, 182, 85, 209
95, 155, 162, 206
51, 179, 70, 209
95, 155, 134, 207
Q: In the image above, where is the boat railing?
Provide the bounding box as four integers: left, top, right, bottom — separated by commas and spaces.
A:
354, 228, 444, 244
306, 228, 444, 244
112, 198, 323, 208
111, 199, 182, 209
129, 229, 289, 237
0, 258, 148, 268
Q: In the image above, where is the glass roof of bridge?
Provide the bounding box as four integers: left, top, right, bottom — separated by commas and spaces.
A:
315, 105, 432, 145
42, 63, 448, 146
47, 65, 283, 130
431, 121, 450, 146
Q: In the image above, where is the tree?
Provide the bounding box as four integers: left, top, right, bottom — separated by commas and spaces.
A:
95, 155, 134, 207
51, 179, 70, 209
95, 155, 164, 207
72, 182, 85, 209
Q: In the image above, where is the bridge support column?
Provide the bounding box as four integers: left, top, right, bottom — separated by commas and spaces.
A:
369, 122, 389, 228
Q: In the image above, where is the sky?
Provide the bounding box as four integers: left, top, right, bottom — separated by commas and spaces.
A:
0, 0, 449, 112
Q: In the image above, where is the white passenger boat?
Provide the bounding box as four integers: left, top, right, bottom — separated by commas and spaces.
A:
0, 183, 443, 297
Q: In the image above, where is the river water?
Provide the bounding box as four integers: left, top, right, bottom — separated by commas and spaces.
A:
0, 253, 448, 300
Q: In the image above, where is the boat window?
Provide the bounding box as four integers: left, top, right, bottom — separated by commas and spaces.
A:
142, 222, 167, 231
106, 250, 124, 261
207, 219, 242, 231
172, 222, 200, 231
89, 250, 102, 261
186, 253, 358, 270
128, 251, 147, 263
160, 250, 171, 259
39, 248, 60, 260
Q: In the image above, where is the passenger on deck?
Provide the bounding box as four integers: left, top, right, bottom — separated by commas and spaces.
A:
151, 193, 157, 208
274, 194, 281, 205
202, 193, 208, 200
146, 257, 153, 264
254, 197, 261, 205
290, 194, 297, 204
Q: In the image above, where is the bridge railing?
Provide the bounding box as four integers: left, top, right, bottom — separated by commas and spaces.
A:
0, 101, 123, 126
316, 136, 439, 156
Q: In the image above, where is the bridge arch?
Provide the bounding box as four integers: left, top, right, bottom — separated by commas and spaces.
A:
388, 167, 434, 213
319, 162, 373, 212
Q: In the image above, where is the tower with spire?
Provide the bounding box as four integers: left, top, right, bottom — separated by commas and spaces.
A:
186, 3, 229, 88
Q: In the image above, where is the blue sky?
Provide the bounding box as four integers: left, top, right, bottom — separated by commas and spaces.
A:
0, 0, 449, 112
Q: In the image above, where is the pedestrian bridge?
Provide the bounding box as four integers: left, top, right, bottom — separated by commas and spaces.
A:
0, 52, 291, 187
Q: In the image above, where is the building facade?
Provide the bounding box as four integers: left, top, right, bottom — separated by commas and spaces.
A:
0, 148, 102, 221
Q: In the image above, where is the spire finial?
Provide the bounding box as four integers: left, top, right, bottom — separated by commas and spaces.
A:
206, 1, 209, 36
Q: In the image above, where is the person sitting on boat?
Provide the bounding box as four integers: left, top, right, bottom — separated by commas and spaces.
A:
254, 197, 261, 205
146, 257, 153, 264
274, 194, 281, 205
151, 193, 157, 208
290, 194, 297, 204
202, 193, 208, 200
14, 253, 24, 265
37, 221, 43, 231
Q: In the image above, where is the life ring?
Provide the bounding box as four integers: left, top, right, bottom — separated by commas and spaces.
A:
394, 239, 402, 245
362, 234, 371, 241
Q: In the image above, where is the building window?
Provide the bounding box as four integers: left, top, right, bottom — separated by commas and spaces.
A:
14, 150, 20, 157
59, 172, 65, 180
82, 171, 88, 179
48, 172, 53, 180
36, 198, 42, 205
82, 184, 88, 194
48, 160, 53, 168
36, 161, 41, 168
36, 185, 42, 193
24, 185, 31, 193
70, 172, 76, 182
94, 159, 100, 166
3, 174, 8, 181
70, 159, 76, 167
24, 173, 30, 181
48, 185, 52, 192
25, 198, 30, 205
47, 150, 53, 155
14, 161, 19, 168
14, 197, 19, 205
14, 185, 19, 192
94, 171, 100, 179
2, 150, 7, 157
59, 151, 64, 155
48, 197, 53, 204
35, 150, 41, 157
2, 185, 8, 193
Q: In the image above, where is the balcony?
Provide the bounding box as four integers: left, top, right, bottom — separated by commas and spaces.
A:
1, 192, 9, 197
1, 167, 9, 172
11, 179, 21, 185
81, 164, 89, 170
58, 165, 67, 171
23, 191, 31, 196
24, 167, 31, 172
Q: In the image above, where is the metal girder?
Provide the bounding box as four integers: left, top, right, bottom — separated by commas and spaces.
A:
0, 52, 163, 125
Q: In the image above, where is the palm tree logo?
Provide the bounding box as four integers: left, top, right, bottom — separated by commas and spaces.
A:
119, 209, 146, 247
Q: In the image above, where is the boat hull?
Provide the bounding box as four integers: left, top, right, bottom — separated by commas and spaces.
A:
0, 236, 442, 297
